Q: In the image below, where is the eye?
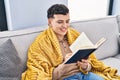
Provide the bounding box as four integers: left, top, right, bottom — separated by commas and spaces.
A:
66, 20, 69, 23
57, 21, 63, 24
66, 19, 70, 23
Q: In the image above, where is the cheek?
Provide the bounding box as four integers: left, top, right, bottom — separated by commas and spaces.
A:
52, 24, 62, 30
67, 24, 70, 27
53, 27, 60, 32
54, 23, 62, 27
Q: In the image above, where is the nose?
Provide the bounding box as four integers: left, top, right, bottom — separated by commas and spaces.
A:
63, 22, 68, 28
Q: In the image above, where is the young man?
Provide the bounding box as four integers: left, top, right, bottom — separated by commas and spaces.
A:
22, 4, 120, 80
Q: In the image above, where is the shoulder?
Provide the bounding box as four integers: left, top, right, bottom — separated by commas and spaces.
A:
31, 28, 50, 46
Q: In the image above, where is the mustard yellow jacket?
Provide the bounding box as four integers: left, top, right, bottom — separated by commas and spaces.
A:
22, 27, 120, 80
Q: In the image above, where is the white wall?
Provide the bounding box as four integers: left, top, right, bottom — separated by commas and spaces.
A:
68, 0, 110, 21
112, 0, 120, 15
4, 0, 68, 30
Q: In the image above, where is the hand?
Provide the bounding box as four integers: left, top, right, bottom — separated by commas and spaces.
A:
53, 53, 82, 80
53, 55, 80, 80
77, 59, 89, 70
53, 63, 79, 79
64, 53, 73, 61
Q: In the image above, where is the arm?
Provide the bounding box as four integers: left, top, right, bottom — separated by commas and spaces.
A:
77, 59, 91, 74
65, 53, 91, 74
52, 53, 80, 80
52, 63, 80, 80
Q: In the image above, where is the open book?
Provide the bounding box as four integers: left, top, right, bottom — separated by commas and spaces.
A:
64, 32, 106, 64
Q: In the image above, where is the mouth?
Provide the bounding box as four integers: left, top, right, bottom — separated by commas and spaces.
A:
60, 28, 67, 32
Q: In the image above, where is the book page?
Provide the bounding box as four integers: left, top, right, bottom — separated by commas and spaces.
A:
95, 37, 106, 48
70, 32, 94, 54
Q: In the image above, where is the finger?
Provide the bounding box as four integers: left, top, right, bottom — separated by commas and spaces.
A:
65, 53, 73, 61
81, 59, 88, 63
64, 63, 78, 70
64, 69, 80, 76
66, 64, 78, 71
77, 61, 81, 66
77, 61, 88, 69
65, 64, 79, 73
65, 63, 77, 66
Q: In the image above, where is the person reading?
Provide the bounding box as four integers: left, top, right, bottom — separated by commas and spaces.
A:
22, 4, 120, 80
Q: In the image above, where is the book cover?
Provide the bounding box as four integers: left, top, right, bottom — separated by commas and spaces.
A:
64, 32, 106, 64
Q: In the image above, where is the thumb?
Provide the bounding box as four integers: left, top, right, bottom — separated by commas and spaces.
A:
65, 53, 72, 61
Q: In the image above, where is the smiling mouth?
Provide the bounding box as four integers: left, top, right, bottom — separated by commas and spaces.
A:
61, 28, 67, 32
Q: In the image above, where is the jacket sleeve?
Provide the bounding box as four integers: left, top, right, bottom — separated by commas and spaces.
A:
21, 41, 54, 80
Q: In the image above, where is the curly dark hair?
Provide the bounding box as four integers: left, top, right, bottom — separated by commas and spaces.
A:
47, 4, 69, 19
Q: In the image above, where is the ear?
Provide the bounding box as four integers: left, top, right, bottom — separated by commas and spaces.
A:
48, 18, 53, 27
48, 18, 52, 25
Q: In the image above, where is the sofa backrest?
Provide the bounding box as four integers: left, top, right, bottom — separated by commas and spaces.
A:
0, 26, 48, 70
70, 16, 119, 60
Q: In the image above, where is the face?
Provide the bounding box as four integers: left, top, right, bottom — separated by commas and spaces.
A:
48, 14, 70, 37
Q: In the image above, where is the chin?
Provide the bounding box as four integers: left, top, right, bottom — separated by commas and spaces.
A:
62, 33, 67, 36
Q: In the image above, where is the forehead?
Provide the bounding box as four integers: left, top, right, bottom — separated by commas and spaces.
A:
53, 14, 70, 20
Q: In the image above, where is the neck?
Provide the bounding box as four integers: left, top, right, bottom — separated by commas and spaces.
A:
56, 34, 66, 42
57, 35, 64, 41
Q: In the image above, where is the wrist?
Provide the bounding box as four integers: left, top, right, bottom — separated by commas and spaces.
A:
79, 66, 88, 74
85, 63, 91, 71
80, 63, 91, 71
52, 67, 62, 80
53, 68, 59, 80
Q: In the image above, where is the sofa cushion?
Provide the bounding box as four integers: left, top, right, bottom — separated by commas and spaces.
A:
101, 57, 120, 75
0, 25, 48, 71
115, 54, 120, 59
0, 39, 23, 80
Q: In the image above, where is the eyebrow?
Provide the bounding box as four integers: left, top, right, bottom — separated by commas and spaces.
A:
57, 19, 70, 21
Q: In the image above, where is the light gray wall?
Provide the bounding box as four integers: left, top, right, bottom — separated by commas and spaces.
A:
5, 0, 68, 30
112, 0, 120, 15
